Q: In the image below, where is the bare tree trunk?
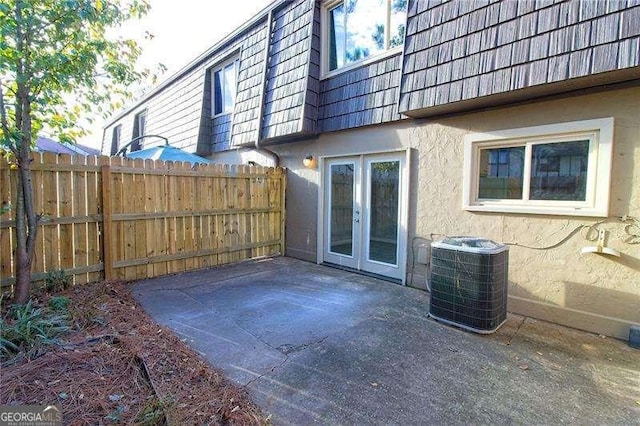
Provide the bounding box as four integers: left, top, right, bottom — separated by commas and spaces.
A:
12, 0, 37, 304
13, 133, 36, 304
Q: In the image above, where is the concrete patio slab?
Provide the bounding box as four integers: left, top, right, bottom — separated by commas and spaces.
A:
133, 257, 640, 425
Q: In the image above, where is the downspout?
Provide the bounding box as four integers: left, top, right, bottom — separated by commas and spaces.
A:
255, 7, 280, 167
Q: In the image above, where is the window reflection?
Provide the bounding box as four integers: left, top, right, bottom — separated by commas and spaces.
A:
330, 164, 354, 256
328, 0, 407, 72
369, 161, 399, 265
213, 59, 238, 116
479, 147, 525, 199
478, 140, 590, 201
530, 141, 588, 201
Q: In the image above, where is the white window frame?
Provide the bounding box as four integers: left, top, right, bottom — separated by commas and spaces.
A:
211, 55, 239, 118
462, 118, 614, 217
320, 0, 405, 79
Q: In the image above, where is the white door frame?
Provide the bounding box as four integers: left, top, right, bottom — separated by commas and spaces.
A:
317, 148, 411, 284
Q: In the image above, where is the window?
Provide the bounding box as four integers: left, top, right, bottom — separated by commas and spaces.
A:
132, 110, 146, 151
110, 125, 121, 155
212, 56, 239, 116
463, 118, 614, 217
322, 0, 407, 75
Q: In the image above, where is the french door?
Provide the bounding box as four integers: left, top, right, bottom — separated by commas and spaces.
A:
321, 151, 409, 282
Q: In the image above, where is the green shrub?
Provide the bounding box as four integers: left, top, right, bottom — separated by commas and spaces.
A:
135, 396, 173, 425
44, 269, 71, 292
48, 296, 70, 314
1, 300, 70, 362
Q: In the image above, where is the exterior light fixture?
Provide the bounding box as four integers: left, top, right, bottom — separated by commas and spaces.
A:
303, 155, 316, 169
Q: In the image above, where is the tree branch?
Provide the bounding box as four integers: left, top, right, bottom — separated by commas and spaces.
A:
0, 79, 11, 141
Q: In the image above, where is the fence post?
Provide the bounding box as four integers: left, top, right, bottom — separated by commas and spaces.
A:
101, 163, 114, 280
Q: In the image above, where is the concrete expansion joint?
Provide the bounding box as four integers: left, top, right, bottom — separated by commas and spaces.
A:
233, 321, 276, 351
142, 269, 272, 292
178, 289, 206, 307
243, 356, 290, 389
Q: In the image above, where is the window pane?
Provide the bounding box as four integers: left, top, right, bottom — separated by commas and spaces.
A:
345, 0, 385, 65
530, 140, 589, 201
223, 63, 236, 113
329, 3, 345, 71
330, 164, 354, 256
369, 161, 399, 265
131, 112, 146, 151
327, 0, 407, 71
138, 113, 146, 136
213, 70, 223, 115
110, 126, 121, 155
478, 146, 525, 199
389, 0, 407, 48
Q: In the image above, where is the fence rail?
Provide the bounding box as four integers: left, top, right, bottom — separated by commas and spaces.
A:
0, 152, 286, 288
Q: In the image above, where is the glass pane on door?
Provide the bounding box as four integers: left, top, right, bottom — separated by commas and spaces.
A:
368, 161, 399, 265
330, 164, 354, 256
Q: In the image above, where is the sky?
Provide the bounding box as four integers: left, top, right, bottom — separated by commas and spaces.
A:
79, 0, 273, 149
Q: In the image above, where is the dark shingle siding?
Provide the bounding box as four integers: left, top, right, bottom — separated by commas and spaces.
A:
211, 114, 232, 152
399, 0, 640, 114
230, 23, 270, 147
102, 65, 206, 154
101, 18, 267, 154
319, 54, 404, 133
260, 0, 316, 141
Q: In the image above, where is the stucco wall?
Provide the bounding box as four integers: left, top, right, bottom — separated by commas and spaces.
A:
271, 85, 640, 339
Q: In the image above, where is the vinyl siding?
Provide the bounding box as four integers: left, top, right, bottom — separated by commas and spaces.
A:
399, 0, 640, 116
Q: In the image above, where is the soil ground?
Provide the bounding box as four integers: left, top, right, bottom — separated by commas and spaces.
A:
1, 281, 267, 425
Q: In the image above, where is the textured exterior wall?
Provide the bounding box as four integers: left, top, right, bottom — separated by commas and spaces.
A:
272, 85, 640, 339
318, 53, 405, 132
399, 0, 640, 116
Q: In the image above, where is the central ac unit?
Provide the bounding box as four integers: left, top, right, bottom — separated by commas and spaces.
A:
429, 237, 509, 334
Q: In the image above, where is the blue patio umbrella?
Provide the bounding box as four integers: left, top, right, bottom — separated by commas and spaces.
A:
126, 144, 211, 165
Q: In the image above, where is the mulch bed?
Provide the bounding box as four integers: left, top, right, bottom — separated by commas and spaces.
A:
0, 281, 267, 425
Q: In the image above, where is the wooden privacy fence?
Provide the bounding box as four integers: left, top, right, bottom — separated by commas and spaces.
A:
0, 152, 286, 288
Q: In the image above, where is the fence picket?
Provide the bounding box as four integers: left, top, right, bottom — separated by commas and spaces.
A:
72, 155, 88, 285
42, 152, 59, 273
85, 155, 99, 284
0, 158, 13, 282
